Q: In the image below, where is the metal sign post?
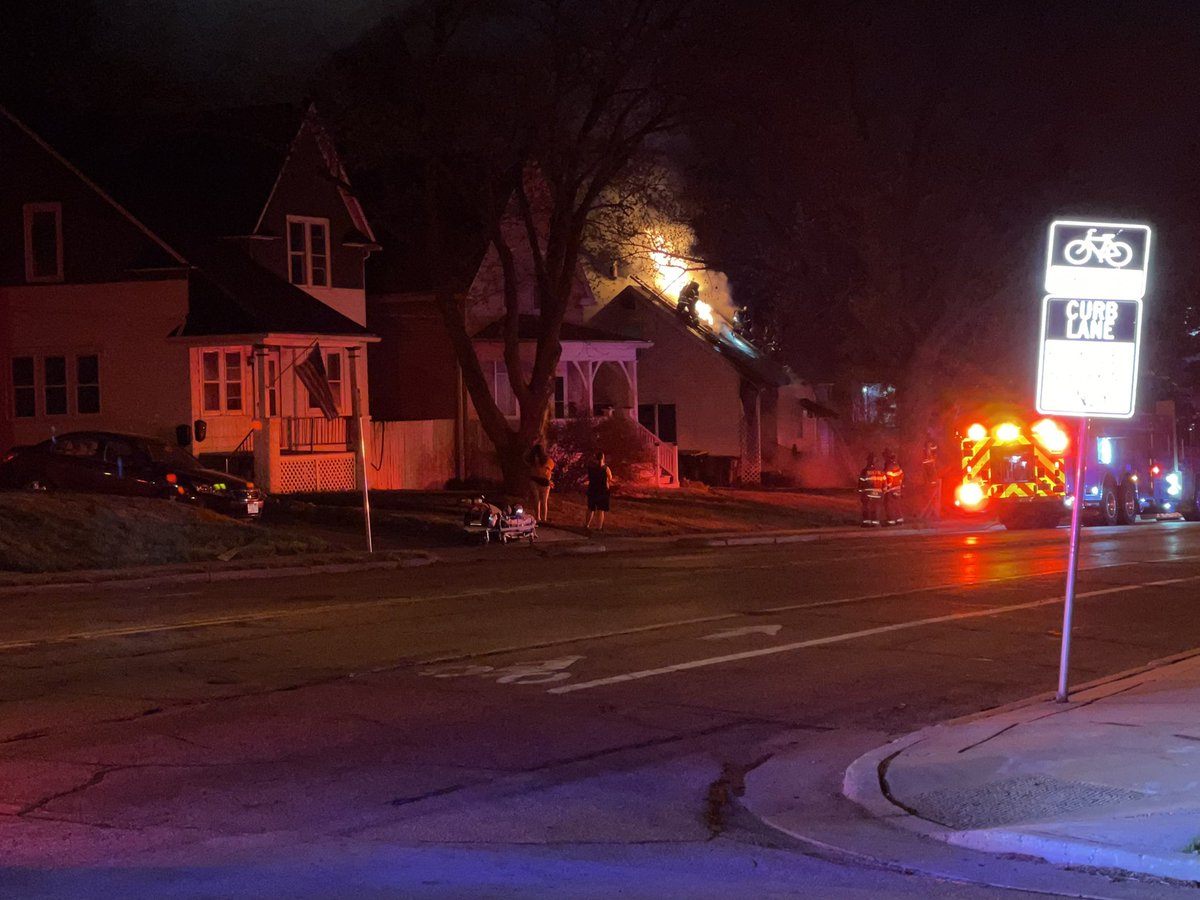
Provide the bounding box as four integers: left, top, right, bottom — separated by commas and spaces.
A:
1056, 416, 1088, 702
1039, 218, 1151, 703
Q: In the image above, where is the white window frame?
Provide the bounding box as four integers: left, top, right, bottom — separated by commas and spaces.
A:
200, 348, 247, 415
9, 351, 101, 418
23, 202, 63, 283
286, 215, 331, 288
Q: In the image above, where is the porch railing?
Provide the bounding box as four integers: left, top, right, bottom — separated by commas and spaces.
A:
282, 416, 353, 453
629, 418, 679, 488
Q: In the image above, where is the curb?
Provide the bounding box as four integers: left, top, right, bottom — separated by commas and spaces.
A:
842, 647, 1200, 883
0, 552, 437, 595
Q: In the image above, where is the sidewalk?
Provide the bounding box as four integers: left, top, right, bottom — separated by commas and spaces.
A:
844, 651, 1200, 881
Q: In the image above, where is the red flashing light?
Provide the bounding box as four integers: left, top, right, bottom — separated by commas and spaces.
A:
1151, 465, 1161, 475
166, 472, 177, 484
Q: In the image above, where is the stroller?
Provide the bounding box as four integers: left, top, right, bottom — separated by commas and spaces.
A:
462, 496, 538, 544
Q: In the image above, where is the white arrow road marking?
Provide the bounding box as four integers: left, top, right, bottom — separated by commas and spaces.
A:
549, 575, 1200, 695
702, 625, 782, 641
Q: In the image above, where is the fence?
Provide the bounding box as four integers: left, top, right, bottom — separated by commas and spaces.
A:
369, 419, 457, 490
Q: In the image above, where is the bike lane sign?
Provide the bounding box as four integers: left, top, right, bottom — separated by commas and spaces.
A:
1044, 220, 1151, 300
1036, 296, 1142, 418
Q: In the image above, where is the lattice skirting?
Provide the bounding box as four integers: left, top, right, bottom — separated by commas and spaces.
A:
277, 454, 357, 493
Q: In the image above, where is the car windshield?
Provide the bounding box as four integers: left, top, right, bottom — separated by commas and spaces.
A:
142, 440, 204, 469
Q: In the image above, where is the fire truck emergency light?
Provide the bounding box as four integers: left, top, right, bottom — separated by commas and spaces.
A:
966, 423, 987, 442
994, 422, 1021, 443
956, 482, 985, 509
1032, 418, 1069, 454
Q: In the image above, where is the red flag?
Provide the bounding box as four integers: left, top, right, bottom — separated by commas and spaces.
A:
296, 344, 339, 420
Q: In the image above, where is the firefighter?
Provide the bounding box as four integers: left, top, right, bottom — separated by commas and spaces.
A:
858, 452, 884, 527
920, 439, 941, 521
883, 448, 904, 526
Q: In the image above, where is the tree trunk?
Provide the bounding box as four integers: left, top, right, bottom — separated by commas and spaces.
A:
497, 433, 532, 503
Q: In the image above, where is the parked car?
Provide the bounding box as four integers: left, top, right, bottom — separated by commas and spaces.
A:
0, 431, 264, 518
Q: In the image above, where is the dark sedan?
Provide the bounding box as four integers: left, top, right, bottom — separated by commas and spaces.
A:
0, 432, 264, 518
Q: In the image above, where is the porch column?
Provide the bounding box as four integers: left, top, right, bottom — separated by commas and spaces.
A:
252, 344, 280, 492
348, 345, 373, 553
583, 361, 596, 415
624, 360, 638, 414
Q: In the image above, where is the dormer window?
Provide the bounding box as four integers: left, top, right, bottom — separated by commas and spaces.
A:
23, 202, 63, 283
286, 216, 330, 288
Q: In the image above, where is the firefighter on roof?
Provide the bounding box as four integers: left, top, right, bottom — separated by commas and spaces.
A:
858, 452, 885, 527
883, 448, 905, 526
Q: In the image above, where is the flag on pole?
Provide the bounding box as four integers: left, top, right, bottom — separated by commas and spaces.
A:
296, 344, 339, 420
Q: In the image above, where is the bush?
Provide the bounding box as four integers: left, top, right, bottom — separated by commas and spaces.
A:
546, 416, 655, 490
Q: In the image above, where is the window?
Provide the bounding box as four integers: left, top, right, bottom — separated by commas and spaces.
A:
44, 356, 67, 416
201, 349, 245, 413
9, 353, 101, 417
494, 363, 518, 417
23, 202, 63, 282
553, 376, 566, 419
287, 216, 330, 288
76, 355, 100, 414
267, 358, 278, 417
306, 351, 342, 413
12, 357, 34, 418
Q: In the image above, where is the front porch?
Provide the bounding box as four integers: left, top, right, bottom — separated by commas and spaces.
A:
181, 337, 372, 493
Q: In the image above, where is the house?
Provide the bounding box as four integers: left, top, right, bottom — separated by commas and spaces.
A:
0, 104, 378, 494
367, 187, 677, 487
588, 277, 838, 486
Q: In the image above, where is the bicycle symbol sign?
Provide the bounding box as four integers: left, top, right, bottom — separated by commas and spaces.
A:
1045, 220, 1151, 300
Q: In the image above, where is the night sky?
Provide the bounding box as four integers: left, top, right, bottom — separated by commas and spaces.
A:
11, 0, 1200, 396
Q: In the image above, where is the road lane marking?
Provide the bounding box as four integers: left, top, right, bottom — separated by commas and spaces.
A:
702, 625, 782, 640
548, 574, 1200, 694
0, 580, 610, 652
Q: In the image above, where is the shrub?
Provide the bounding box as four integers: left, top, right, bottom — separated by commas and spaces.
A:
546, 416, 655, 490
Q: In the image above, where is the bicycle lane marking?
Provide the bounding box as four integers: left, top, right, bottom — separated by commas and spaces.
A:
548, 575, 1200, 695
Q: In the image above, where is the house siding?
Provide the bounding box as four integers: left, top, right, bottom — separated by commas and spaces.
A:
249, 119, 368, 325
1, 279, 192, 449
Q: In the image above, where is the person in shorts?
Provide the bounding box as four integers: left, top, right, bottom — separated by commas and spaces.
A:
585, 451, 613, 531
527, 443, 555, 523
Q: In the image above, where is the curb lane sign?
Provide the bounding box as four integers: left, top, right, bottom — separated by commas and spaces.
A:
1037, 219, 1151, 419
1044, 220, 1151, 301
1036, 296, 1142, 418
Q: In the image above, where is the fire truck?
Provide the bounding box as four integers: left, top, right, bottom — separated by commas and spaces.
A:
952, 402, 1199, 529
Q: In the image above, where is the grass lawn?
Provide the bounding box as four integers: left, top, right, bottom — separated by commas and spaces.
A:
0, 492, 332, 572
282, 485, 860, 541
544, 485, 860, 534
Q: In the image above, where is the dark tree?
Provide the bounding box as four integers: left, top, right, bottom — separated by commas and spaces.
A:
322, 0, 691, 492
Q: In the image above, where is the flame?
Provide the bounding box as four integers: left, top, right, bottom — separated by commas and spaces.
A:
647, 232, 688, 296
693, 299, 715, 327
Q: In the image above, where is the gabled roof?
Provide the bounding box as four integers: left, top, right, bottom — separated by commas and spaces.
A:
598, 284, 790, 388
0, 104, 187, 268
68, 103, 374, 254
173, 243, 370, 339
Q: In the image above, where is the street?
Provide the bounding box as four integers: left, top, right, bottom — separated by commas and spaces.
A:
4, 522, 1200, 897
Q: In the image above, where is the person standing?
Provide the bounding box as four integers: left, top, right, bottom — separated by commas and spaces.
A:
920, 440, 942, 521
527, 443, 556, 524
585, 451, 613, 531
883, 448, 905, 526
858, 452, 884, 527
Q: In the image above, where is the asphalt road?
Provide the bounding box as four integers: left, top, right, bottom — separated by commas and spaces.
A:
4, 522, 1200, 898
